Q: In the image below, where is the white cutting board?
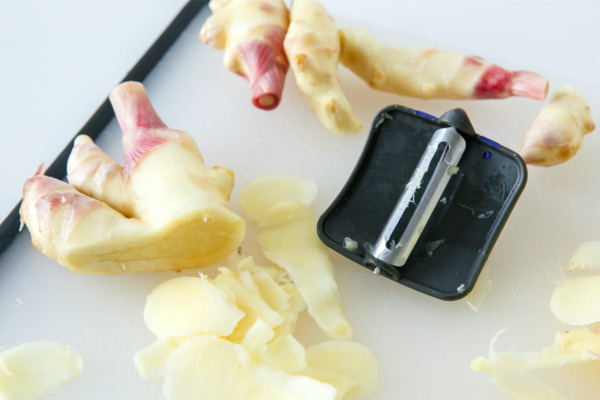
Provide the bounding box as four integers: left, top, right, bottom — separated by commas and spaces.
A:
2, 3, 600, 400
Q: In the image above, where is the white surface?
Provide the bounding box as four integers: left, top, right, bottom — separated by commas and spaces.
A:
1, 1, 600, 399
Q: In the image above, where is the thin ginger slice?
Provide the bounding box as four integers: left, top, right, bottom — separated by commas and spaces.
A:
240, 318, 276, 356
256, 334, 307, 374
200, 0, 289, 110
238, 174, 317, 226
162, 335, 337, 400
302, 366, 356, 400
339, 28, 548, 101
274, 279, 308, 337
234, 256, 293, 320
520, 85, 595, 166
258, 214, 353, 340
134, 338, 183, 380
241, 320, 308, 375
0, 341, 82, 400
239, 174, 351, 339
284, 0, 363, 133
143, 275, 244, 338
20, 82, 245, 274
566, 241, 600, 272
471, 328, 600, 400
216, 267, 285, 342
305, 341, 378, 400
550, 275, 600, 325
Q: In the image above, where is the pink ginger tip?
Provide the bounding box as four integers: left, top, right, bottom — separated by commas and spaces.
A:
109, 81, 169, 176
510, 70, 549, 101
474, 65, 548, 100
237, 27, 288, 111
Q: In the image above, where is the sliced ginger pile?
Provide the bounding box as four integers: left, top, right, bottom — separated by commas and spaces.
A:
472, 241, 600, 399
19, 81, 245, 275
134, 174, 378, 400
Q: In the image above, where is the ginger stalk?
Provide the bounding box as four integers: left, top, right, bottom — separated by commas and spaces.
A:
339, 28, 549, 101
20, 81, 245, 275
519, 85, 595, 166
200, 0, 290, 110
284, 0, 363, 134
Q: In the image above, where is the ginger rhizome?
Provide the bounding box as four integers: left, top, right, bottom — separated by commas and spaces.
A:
284, 0, 363, 133
200, 0, 290, 110
519, 84, 595, 166
20, 81, 245, 275
339, 28, 549, 101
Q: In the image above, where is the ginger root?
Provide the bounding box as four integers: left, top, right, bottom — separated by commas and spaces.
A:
200, 0, 290, 110
339, 28, 549, 101
519, 85, 595, 166
284, 0, 363, 134
20, 81, 245, 274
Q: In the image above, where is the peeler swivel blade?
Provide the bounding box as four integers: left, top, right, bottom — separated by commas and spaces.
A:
370, 126, 466, 268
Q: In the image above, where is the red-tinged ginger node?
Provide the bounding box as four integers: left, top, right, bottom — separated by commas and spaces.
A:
109, 82, 171, 176
473, 65, 548, 101
122, 131, 168, 178
237, 27, 288, 110
473, 65, 513, 99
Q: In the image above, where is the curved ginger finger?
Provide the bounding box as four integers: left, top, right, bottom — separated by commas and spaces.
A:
20, 81, 245, 275
339, 28, 549, 101
200, 0, 289, 110
519, 85, 595, 166
284, 0, 363, 134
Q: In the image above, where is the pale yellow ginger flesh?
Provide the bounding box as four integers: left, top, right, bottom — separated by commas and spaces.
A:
550, 275, 600, 325
19, 81, 245, 274
473, 240, 600, 399
565, 240, 600, 272
284, 0, 363, 133
162, 335, 337, 400
305, 341, 379, 400
237, 173, 317, 226
302, 366, 356, 400
135, 222, 377, 399
133, 338, 183, 380
258, 216, 354, 339
239, 174, 353, 339
143, 275, 245, 338
520, 85, 595, 166
471, 328, 600, 400
0, 341, 83, 400
215, 267, 285, 341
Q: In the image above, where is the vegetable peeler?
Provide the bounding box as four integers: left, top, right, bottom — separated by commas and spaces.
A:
317, 105, 527, 300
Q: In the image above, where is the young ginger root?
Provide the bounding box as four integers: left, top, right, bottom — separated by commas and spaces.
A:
519, 85, 595, 166
20, 81, 245, 275
284, 0, 363, 134
339, 28, 549, 101
200, 0, 290, 110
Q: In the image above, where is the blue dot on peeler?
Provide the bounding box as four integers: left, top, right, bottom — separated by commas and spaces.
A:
483, 151, 492, 159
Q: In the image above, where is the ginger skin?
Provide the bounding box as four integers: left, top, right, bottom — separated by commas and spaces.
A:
284, 0, 363, 134
520, 85, 595, 166
20, 82, 245, 275
339, 28, 548, 101
200, 0, 290, 110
